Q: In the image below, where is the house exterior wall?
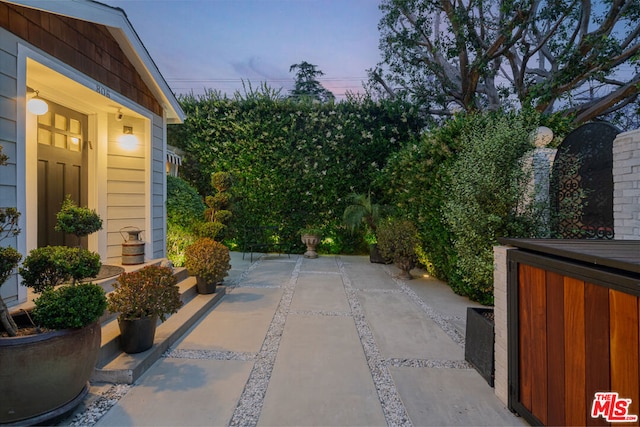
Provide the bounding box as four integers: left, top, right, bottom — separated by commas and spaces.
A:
0, 2, 162, 116
0, 3, 172, 303
0, 26, 21, 305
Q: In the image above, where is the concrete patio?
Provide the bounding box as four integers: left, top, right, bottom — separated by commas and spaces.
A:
61, 252, 527, 427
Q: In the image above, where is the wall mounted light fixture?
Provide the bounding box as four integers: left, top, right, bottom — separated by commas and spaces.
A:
26, 87, 48, 116
118, 125, 138, 150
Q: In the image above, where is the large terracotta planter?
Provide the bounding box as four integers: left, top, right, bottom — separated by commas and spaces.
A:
0, 321, 101, 425
118, 315, 158, 354
301, 234, 320, 259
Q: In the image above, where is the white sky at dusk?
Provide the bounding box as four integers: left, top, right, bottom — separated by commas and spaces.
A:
102, 0, 384, 100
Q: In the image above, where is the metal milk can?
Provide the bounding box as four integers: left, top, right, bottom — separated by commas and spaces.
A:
120, 227, 145, 265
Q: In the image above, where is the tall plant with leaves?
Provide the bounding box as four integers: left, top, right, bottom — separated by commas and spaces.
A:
443, 111, 547, 304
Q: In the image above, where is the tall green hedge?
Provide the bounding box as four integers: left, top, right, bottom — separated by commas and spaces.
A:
381, 110, 558, 304
168, 89, 425, 253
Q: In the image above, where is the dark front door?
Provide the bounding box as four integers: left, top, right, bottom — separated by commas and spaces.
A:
37, 101, 88, 247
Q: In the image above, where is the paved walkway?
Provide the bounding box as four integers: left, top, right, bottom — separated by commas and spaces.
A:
68, 253, 526, 426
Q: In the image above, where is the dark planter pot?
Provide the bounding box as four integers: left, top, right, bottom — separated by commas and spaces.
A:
369, 244, 389, 264
464, 307, 495, 387
118, 315, 158, 354
196, 276, 217, 294
0, 321, 101, 425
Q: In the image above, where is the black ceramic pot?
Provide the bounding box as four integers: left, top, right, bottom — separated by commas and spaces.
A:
118, 315, 158, 354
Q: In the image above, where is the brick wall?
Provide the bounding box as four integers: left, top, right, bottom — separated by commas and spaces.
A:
613, 129, 640, 239
0, 2, 162, 116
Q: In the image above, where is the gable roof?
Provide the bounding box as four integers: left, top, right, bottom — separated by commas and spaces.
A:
6, 0, 185, 123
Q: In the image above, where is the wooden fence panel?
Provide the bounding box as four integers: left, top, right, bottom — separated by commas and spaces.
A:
546, 271, 566, 426
609, 290, 639, 427
564, 276, 586, 426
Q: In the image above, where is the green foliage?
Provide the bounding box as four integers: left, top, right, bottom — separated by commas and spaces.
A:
55, 195, 102, 237
107, 266, 182, 322
20, 246, 101, 292
184, 238, 231, 284
169, 89, 425, 254
376, 219, 419, 273
195, 221, 226, 240
166, 226, 198, 267
372, 0, 640, 124
33, 283, 106, 329
167, 175, 205, 231
211, 171, 232, 192
0, 247, 21, 286
442, 111, 546, 304
289, 61, 335, 103
0, 207, 20, 243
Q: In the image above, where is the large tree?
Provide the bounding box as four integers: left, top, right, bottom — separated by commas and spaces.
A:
370, 0, 640, 125
289, 61, 336, 103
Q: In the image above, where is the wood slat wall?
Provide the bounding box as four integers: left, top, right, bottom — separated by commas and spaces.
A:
516, 264, 640, 426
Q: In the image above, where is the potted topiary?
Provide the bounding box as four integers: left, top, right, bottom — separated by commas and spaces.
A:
376, 219, 420, 280
0, 195, 106, 425
107, 265, 182, 354
300, 227, 322, 259
184, 237, 231, 294
342, 193, 389, 263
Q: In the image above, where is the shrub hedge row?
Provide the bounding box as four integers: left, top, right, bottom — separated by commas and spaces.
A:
168, 89, 425, 254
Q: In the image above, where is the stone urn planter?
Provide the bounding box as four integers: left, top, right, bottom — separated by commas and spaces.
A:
0, 321, 101, 425
464, 307, 495, 386
301, 234, 320, 259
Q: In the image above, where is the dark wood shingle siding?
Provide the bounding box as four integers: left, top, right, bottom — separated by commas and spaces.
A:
0, 2, 162, 116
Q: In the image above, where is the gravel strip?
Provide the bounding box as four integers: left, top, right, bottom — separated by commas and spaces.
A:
67, 384, 131, 427
163, 349, 256, 361
384, 358, 472, 369
336, 257, 413, 427
289, 309, 352, 317
383, 265, 466, 347
228, 256, 303, 427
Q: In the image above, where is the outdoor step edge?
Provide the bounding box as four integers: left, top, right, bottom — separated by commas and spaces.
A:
92, 286, 226, 384
95, 276, 199, 367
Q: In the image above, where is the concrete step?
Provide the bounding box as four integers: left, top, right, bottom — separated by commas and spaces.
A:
92, 271, 226, 385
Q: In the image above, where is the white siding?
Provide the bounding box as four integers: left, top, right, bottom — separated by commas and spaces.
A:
106, 114, 148, 263
0, 27, 19, 304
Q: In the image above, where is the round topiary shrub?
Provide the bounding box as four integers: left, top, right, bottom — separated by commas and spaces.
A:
376, 219, 419, 279
33, 283, 107, 329
20, 246, 101, 291
184, 238, 231, 285
107, 265, 182, 322
55, 196, 103, 238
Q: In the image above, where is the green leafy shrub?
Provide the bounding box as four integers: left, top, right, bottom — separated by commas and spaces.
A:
168, 89, 426, 254
166, 175, 205, 231
184, 238, 231, 284
33, 283, 106, 329
0, 247, 21, 286
55, 195, 103, 237
442, 111, 546, 304
166, 226, 198, 267
376, 219, 419, 277
107, 265, 182, 321
20, 246, 101, 291
195, 221, 226, 240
